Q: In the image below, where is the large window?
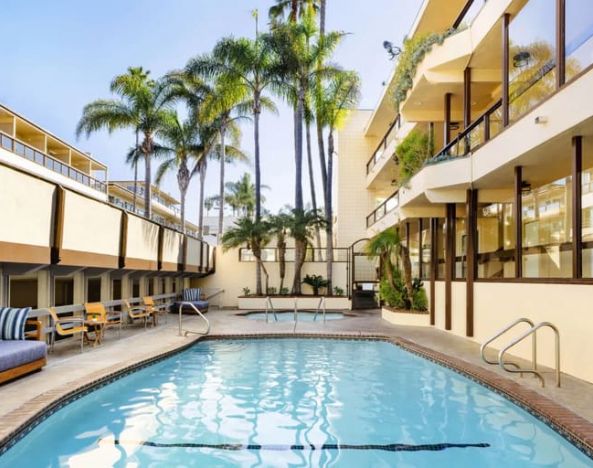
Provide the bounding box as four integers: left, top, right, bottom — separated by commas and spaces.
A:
131, 278, 140, 297
566, 0, 593, 82
455, 216, 467, 279
86, 277, 101, 302
477, 202, 516, 278
509, 0, 556, 122
522, 175, 573, 278
420, 219, 431, 280
55, 277, 74, 306
407, 222, 420, 279
436, 219, 446, 279
582, 161, 593, 276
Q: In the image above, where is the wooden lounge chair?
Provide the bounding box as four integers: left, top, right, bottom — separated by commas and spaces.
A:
142, 296, 165, 326
123, 300, 151, 328
84, 303, 123, 344
48, 307, 87, 352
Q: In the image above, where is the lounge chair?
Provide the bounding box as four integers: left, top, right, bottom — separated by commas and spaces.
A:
172, 288, 209, 314
48, 307, 87, 352
142, 296, 165, 326
123, 300, 151, 328
0, 307, 47, 384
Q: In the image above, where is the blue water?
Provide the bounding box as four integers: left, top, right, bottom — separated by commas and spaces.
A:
244, 311, 344, 321
1, 339, 591, 467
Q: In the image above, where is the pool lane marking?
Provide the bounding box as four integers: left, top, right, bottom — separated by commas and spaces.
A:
104, 439, 490, 452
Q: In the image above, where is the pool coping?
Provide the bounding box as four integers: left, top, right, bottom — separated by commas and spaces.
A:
0, 331, 592, 460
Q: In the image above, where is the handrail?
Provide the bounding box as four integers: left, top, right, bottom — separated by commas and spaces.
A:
366, 115, 400, 174
480, 318, 536, 367
0, 130, 107, 193
498, 322, 560, 388
313, 296, 327, 323
265, 296, 278, 323
178, 302, 210, 337
366, 190, 399, 228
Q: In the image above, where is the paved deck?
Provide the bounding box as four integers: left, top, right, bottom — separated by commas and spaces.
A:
1, 309, 593, 450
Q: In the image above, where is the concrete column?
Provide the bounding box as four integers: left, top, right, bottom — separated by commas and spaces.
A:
100, 272, 111, 301
37, 270, 51, 309
73, 272, 85, 304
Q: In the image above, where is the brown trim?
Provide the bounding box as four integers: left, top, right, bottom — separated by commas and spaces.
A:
556, 0, 566, 88
124, 258, 158, 271
463, 67, 472, 128
573, 136, 583, 278
50, 186, 65, 265
58, 250, 119, 269
181, 236, 188, 273
502, 13, 510, 127
418, 219, 423, 280
514, 166, 523, 278
185, 265, 200, 273
445, 204, 455, 331
476, 277, 593, 285
157, 227, 164, 271
0, 358, 46, 385
466, 189, 477, 337
429, 218, 437, 326
160, 261, 178, 272
444, 93, 452, 145
453, 0, 475, 29
0, 242, 50, 265
118, 212, 128, 269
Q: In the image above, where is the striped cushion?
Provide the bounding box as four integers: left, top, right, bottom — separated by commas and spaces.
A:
0, 307, 31, 340
182, 288, 201, 302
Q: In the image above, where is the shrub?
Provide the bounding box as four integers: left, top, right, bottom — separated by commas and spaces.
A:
379, 267, 427, 311
395, 130, 434, 184
333, 286, 345, 297
280, 287, 290, 295
302, 274, 329, 295
242, 287, 251, 297
267, 287, 277, 295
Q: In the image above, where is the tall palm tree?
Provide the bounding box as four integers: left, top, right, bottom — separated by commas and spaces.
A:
77, 75, 175, 219
110, 66, 151, 211
286, 208, 325, 295
316, 70, 360, 290
224, 173, 267, 219
268, 212, 291, 292
186, 37, 280, 223
268, 0, 319, 24
222, 217, 271, 296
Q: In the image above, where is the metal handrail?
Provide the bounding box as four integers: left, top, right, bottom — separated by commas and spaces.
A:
480, 318, 536, 368
498, 322, 560, 388
178, 302, 210, 337
265, 296, 278, 323
313, 296, 327, 323
366, 190, 399, 228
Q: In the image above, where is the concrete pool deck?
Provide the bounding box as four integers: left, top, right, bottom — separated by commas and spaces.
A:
1, 308, 593, 453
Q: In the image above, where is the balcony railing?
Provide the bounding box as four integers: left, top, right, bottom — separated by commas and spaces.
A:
366, 115, 401, 174
366, 190, 399, 228
0, 130, 107, 193
429, 99, 502, 164
239, 247, 349, 263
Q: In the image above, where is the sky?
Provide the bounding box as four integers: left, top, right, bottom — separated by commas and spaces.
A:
0, 0, 422, 224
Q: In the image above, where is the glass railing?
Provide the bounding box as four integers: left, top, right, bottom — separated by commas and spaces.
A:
0, 131, 107, 193
366, 115, 401, 174
429, 100, 502, 164
366, 191, 399, 228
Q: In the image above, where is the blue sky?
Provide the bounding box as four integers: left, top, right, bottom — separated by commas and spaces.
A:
0, 0, 421, 223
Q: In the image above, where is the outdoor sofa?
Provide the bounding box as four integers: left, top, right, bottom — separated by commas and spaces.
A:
170, 288, 209, 314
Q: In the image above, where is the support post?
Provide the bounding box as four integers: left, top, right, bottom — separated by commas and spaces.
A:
514, 166, 523, 278
572, 136, 582, 278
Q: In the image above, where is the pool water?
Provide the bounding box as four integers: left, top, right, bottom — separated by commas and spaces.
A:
1, 339, 591, 467
244, 311, 344, 321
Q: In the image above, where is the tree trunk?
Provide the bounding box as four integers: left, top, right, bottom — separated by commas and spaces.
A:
306, 121, 322, 249
254, 97, 262, 222
177, 162, 190, 233
198, 161, 207, 239
133, 129, 139, 211
320, 0, 326, 36
399, 244, 414, 300
253, 244, 268, 296
278, 239, 286, 292
218, 127, 226, 242
143, 134, 152, 219
325, 129, 335, 292
294, 101, 304, 211
291, 239, 307, 295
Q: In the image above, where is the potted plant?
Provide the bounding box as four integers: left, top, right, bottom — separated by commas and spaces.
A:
302, 274, 329, 296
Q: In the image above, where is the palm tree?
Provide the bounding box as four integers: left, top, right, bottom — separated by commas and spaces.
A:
268, 212, 291, 292
224, 173, 268, 219
186, 37, 280, 223
110, 66, 151, 211
222, 217, 271, 296
316, 70, 360, 291
285, 208, 325, 294
77, 75, 175, 219
268, 0, 319, 24
150, 114, 204, 232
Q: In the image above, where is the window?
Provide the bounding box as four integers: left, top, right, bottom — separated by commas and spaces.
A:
112, 279, 122, 311
9, 277, 38, 308
131, 278, 140, 297
407, 222, 420, 279
54, 277, 74, 306
477, 202, 516, 278
436, 219, 446, 279
420, 219, 431, 280
522, 174, 572, 278
566, 0, 593, 82
509, 0, 556, 122
455, 217, 467, 279
87, 277, 101, 302
148, 279, 154, 296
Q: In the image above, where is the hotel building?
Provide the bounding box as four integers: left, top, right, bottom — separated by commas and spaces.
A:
332, 0, 593, 383
0, 104, 214, 311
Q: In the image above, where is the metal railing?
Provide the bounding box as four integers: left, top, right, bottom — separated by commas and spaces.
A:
0, 130, 107, 193
480, 318, 536, 375
178, 302, 210, 337
429, 100, 502, 164
366, 191, 399, 228
239, 247, 349, 263
313, 296, 327, 323
366, 115, 401, 174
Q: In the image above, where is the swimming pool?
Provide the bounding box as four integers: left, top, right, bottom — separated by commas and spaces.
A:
1, 338, 591, 467
243, 311, 345, 321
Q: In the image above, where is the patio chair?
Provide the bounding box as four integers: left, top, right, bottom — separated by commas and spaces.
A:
143, 296, 166, 326
84, 302, 123, 341
123, 300, 151, 328
48, 307, 87, 353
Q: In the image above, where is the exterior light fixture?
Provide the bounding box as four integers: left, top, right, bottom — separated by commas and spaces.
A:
521, 181, 532, 194
534, 116, 548, 124
513, 51, 532, 69
449, 122, 460, 131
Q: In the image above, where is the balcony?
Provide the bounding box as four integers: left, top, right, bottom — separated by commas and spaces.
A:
366, 190, 399, 228
366, 116, 400, 175
0, 130, 107, 193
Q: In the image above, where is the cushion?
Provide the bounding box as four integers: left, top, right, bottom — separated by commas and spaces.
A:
182, 288, 201, 302
0, 307, 31, 340
0, 340, 47, 373
171, 301, 209, 313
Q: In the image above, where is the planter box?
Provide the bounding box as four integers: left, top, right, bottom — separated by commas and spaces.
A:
381, 307, 431, 327
238, 296, 351, 311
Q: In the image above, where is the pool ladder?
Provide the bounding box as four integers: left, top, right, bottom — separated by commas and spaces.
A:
178, 302, 210, 337
264, 297, 328, 330
480, 318, 560, 388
